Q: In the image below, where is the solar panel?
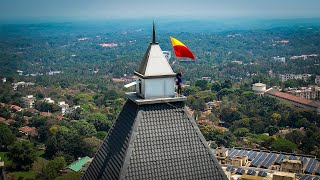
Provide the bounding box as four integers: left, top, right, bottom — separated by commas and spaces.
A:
299, 175, 312, 180
228, 149, 240, 158
242, 150, 250, 156
228, 149, 235, 157
247, 169, 256, 175
261, 153, 277, 168
313, 176, 320, 180
226, 166, 233, 172
251, 152, 268, 167
236, 149, 245, 156
258, 171, 267, 177
316, 164, 320, 175
289, 155, 298, 160
248, 151, 258, 160
299, 156, 308, 168
275, 154, 284, 164
305, 158, 318, 174
250, 152, 263, 166
236, 168, 245, 175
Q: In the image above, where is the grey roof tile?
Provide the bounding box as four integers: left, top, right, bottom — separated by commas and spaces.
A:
82, 100, 227, 180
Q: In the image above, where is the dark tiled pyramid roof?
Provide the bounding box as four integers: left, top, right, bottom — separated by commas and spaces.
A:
82, 100, 227, 180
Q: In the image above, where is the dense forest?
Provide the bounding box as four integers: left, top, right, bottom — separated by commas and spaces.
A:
0, 19, 320, 179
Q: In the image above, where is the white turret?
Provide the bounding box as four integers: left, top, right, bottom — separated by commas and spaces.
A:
134, 22, 176, 99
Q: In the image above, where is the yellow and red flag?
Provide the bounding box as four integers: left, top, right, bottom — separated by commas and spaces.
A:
170, 37, 195, 60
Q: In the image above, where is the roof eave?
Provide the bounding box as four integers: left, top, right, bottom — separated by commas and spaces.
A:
134, 71, 176, 79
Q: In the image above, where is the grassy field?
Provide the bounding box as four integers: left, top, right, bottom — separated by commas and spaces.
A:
9, 171, 37, 180
1, 150, 45, 180
0, 151, 11, 166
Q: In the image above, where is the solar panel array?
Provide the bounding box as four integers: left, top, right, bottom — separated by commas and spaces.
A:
314, 176, 320, 180
316, 165, 320, 175
236, 168, 245, 175
300, 175, 313, 180
247, 169, 256, 175
258, 171, 268, 177
305, 159, 318, 174
226, 148, 320, 174
225, 165, 320, 179
261, 153, 277, 168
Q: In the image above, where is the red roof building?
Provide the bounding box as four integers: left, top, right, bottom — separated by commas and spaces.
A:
10, 105, 22, 111
19, 126, 37, 136
0, 117, 6, 122
265, 89, 320, 114
3, 119, 15, 125
40, 112, 52, 117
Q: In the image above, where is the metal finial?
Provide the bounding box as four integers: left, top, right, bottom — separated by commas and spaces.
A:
152, 20, 156, 44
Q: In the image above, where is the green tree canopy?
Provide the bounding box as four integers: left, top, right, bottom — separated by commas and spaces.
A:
195, 80, 208, 90
271, 138, 297, 153
85, 112, 112, 131
6, 141, 36, 170
0, 122, 16, 150
41, 157, 66, 180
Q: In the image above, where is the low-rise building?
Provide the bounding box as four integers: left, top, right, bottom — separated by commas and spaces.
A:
59, 101, 69, 115
280, 159, 303, 174
265, 88, 320, 114
216, 147, 228, 164
226, 155, 248, 167
273, 56, 286, 63
241, 174, 264, 180
10, 105, 22, 112
315, 76, 320, 84
202, 77, 212, 82
43, 97, 55, 104
280, 74, 312, 82
287, 86, 320, 100
62, 156, 92, 173
0, 157, 4, 168
12, 81, 35, 90
22, 95, 36, 108
273, 171, 297, 180
252, 83, 267, 95
19, 126, 37, 137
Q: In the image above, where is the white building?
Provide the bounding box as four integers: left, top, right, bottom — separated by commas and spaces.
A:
280, 74, 312, 82
134, 37, 175, 99
43, 98, 55, 104
22, 95, 36, 108
252, 83, 267, 95
201, 77, 212, 82
12, 81, 35, 90
231, 61, 243, 65
315, 76, 320, 84
273, 56, 286, 63
64, 105, 81, 115
287, 86, 320, 100
59, 101, 69, 115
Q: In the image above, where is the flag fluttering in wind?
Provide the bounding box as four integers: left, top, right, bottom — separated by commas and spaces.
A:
170, 37, 195, 60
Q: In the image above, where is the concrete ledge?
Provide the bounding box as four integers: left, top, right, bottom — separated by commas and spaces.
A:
126, 92, 186, 105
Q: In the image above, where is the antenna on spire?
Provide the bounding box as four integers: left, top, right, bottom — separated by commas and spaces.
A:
152, 20, 158, 44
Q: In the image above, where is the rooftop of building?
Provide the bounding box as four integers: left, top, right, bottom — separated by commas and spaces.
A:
253, 82, 266, 86
265, 89, 320, 108
19, 126, 36, 132
135, 22, 175, 78
83, 99, 227, 180
126, 92, 186, 105
66, 156, 92, 172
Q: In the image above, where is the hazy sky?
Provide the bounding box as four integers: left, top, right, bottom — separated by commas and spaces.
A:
1, 0, 320, 19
